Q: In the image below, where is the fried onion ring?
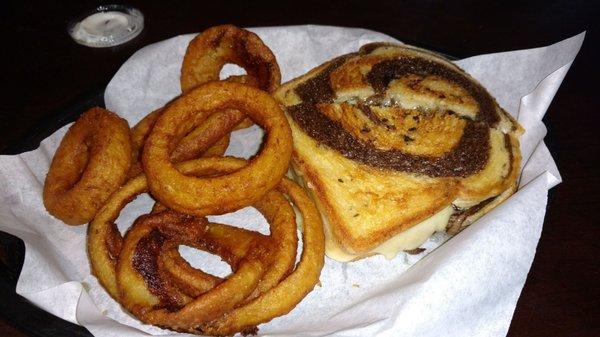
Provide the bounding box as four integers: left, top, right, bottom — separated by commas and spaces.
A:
127, 25, 281, 177
129, 108, 162, 178
157, 188, 298, 301
116, 210, 270, 329
43, 107, 131, 225
88, 157, 301, 332
180, 24, 281, 94
88, 157, 285, 301
180, 24, 281, 134
198, 178, 325, 335
129, 108, 244, 177
158, 222, 263, 297
168, 109, 244, 162
142, 82, 292, 216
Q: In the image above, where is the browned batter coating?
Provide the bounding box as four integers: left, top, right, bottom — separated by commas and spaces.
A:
43, 107, 132, 225
180, 24, 281, 93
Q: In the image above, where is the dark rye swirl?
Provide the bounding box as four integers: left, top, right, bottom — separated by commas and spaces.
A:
273, 43, 523, 261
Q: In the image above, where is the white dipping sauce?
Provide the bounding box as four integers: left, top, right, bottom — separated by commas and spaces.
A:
69, 7, 143, 47
80, 12, 130, 37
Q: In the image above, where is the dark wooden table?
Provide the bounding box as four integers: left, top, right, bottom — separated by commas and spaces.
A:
1, 1, 598, 336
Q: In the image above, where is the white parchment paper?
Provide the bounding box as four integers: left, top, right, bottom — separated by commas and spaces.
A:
0, 25, 584, 337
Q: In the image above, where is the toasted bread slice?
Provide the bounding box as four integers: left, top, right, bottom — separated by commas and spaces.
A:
274, 43, 522, 261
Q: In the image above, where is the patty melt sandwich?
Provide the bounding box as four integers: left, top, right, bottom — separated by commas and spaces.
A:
273, 43, 523, 261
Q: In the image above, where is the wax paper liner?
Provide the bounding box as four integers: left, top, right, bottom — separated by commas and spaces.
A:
0, 25, 584, 337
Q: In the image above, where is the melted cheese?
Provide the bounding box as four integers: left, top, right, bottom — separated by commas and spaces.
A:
291, 166, 454, 262
323, 204, 453, 262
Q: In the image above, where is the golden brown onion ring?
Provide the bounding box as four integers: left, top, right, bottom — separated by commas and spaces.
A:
154, 189, 298, 305
198, 178, 325, 335
88, 172, 147, 298
90, 157, 248, 298
180, 24, 281, 94
158, 222, 263, 298
156, 187, 297, 301
89, 160, 295, 331
116, 210, 270, 329
129, 108, 163, 178
129, 108, 244, 177
142, 82, 292, 216
128, 24, 280, 176
168, 108, 245, 162
181, 25, 281, 133
245, 189, 297, 300
119, 189, 299, 331
43, 107, 131, 225
88, 157, 286, 301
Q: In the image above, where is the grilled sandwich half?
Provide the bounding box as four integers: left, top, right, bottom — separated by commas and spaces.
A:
273, 43, 522, 261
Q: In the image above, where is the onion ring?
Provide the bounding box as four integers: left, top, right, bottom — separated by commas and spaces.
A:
116, 210, 270, 329
43, 107, 131, 225
88, 157, 300, 332
88, 157, 290, 302
168, 109, 244, 162
89, 157, 249, 298
117, 211, 208, 309
158, 222, 263, 297
129, 108, 245, 177
180, 24, 281, 94
158, 187, 298, 301
244, 189, 297, 299
142, 81, 292, 216
128, 24, 281, 178
151, 189, 297, 300
129, 108, 163, 178
198, 178, 325, 335
180, 24, 281, 134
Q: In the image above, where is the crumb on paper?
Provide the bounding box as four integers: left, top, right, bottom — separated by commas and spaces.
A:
405, 247, 426, 255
